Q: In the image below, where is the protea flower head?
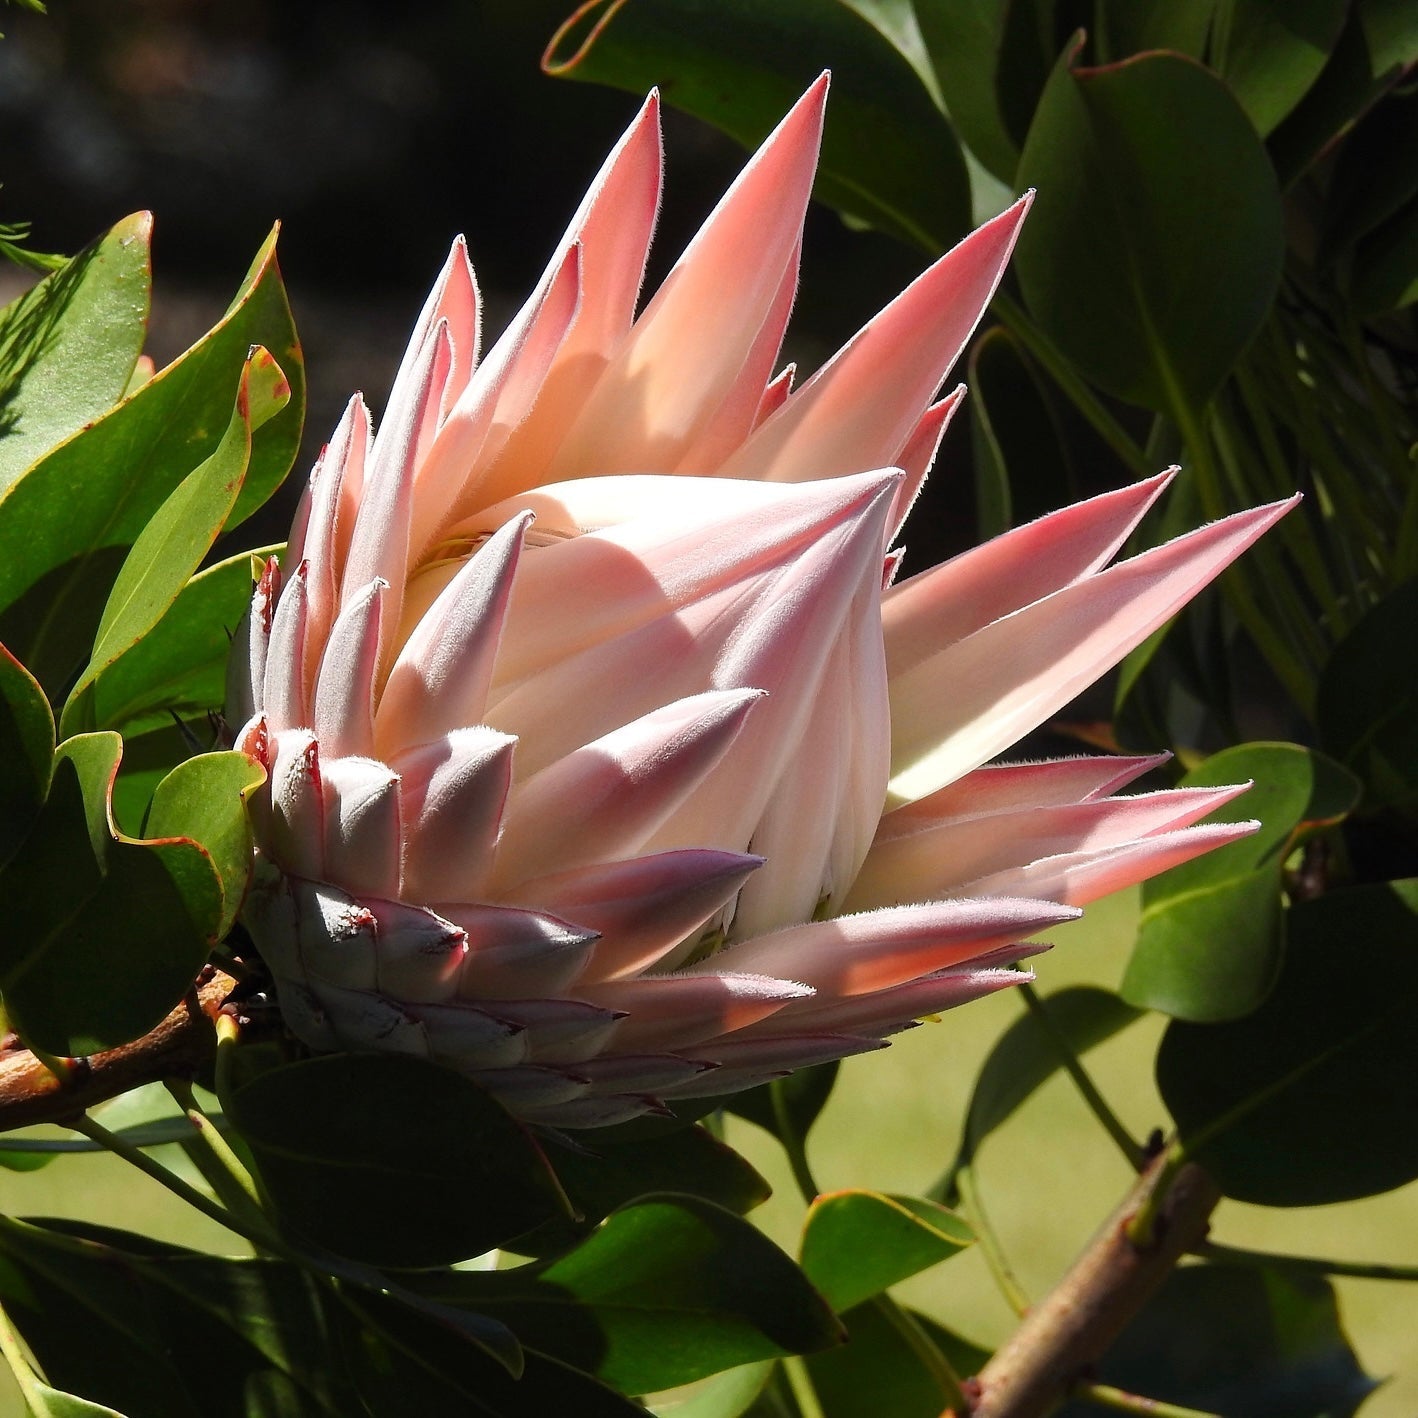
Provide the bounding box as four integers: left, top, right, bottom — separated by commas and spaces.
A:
231, 77, 1294, 1129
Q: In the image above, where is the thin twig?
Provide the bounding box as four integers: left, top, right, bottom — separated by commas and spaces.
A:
1195, 1239, 1418, 1283
872, 1292, 971, 1414
967, 1153, 1221, 1417
0, 969, 240, 1133
1018, 985, 1144, 1168
955, 1164, 1030, 1316
68, 1112, 270, 1249
1072, 1380, 1221, 1417
782, 1355, 827, 1418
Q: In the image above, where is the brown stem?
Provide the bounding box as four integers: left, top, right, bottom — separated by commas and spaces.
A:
0, 968, 239, 1132
963, 1153, 1222, 1418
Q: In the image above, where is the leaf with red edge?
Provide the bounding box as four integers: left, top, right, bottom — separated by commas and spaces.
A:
0, 643, 53, 869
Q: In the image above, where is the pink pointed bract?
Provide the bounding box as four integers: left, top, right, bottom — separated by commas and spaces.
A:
232, 78, 1295, 1129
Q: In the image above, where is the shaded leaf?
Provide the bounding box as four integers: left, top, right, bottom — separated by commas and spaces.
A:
799, 1190, 971, 1313
725, 1061, 840, 1147
0, 213, 150, 493
425, 1194, 844, 1395
1100, 0, 1214, 60
0, 641, 53, 869
0, 735, 220, 1056
967, 323, 1107, 539
545, 0, 969, 253
338, 1287, 641, 1417
1267, 0, 1418, 186
805, 1301, 990, 1418
1157, 879, 1418, 1204
61, 348, 289, 738
514, 1122, 770, 1257
836, 0, 944, 107
0, 1217, 351, 1418
144, 751, 265, 939
939, 985, 1141, 1200
1056, 1263, 1376, 1416
912, 0, 1022, 182
1122, 742, 1361, 1021
223, 1052, 570, 1267
88, 546, 276, 735
1317, 578, 1418, 814
1349, 189, 1418, 314
1214, 0, 1349, 135
0, 229, 302, 698
1014, 44, 1284, 412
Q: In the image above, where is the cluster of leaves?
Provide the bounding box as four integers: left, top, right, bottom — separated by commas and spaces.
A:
0, 215, 298, 1060
537, 2, 1418, 1413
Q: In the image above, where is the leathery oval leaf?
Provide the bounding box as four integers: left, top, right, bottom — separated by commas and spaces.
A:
0, 734, 220, 1056
800, 1190, 973, 1314
1123, 741, 1361, 1022
1015, 45, 1283, 413
222, 1052, 572, 1267
418, 1194, 844, 1395
1157, 879, 1418, 1205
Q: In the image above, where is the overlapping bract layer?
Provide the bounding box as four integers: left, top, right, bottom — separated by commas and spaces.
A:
232, 77, 1293, 1127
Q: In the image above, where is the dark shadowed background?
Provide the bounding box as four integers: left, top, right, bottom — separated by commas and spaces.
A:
0, 0, 938, 555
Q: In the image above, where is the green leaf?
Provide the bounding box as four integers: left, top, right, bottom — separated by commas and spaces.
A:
223, 1052, 571, 1267
0, 734, 221, 1055
1055, 1263, 1376, 1416
1122, 742, 1362, 1021
426, 1195, 844, 1395
1349, 190, 1418, 313
966, 323, 1103, 540
88, 546, 275, 735
0, 641, 54, 869
647, 1361, 773, 1418
1267, 0, 1418, 186
0, 1217, 358, 1417
914, 0, 1045, 184
106, 715, 212, 837
144, 751, 264, 939
1157, 879, 1418, 1205
22, 1387, 128, 1418
1014, 44, 1284, 412
805, 1302, 990, 1418
544, 0, 970, 254
1099, 0, 1215, 59
60, 348, 289, 738
1212, 0, 1348, 135
336, 1287, 642, 1417
1317, 579, 1418, 814
799, 1191, 971, 1314
514, 1123, 770, 1258
939, 985, 1141, 1199
725, 1060, 840, 1146
0, 213, 150, 493
0, 229, 303, 699
835, 1, 945, 108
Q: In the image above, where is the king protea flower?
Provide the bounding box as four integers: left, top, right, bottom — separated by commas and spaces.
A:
231, 77, 1294, 1128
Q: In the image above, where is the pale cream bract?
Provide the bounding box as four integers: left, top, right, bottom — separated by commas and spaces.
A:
231, 78, 1293, 1127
